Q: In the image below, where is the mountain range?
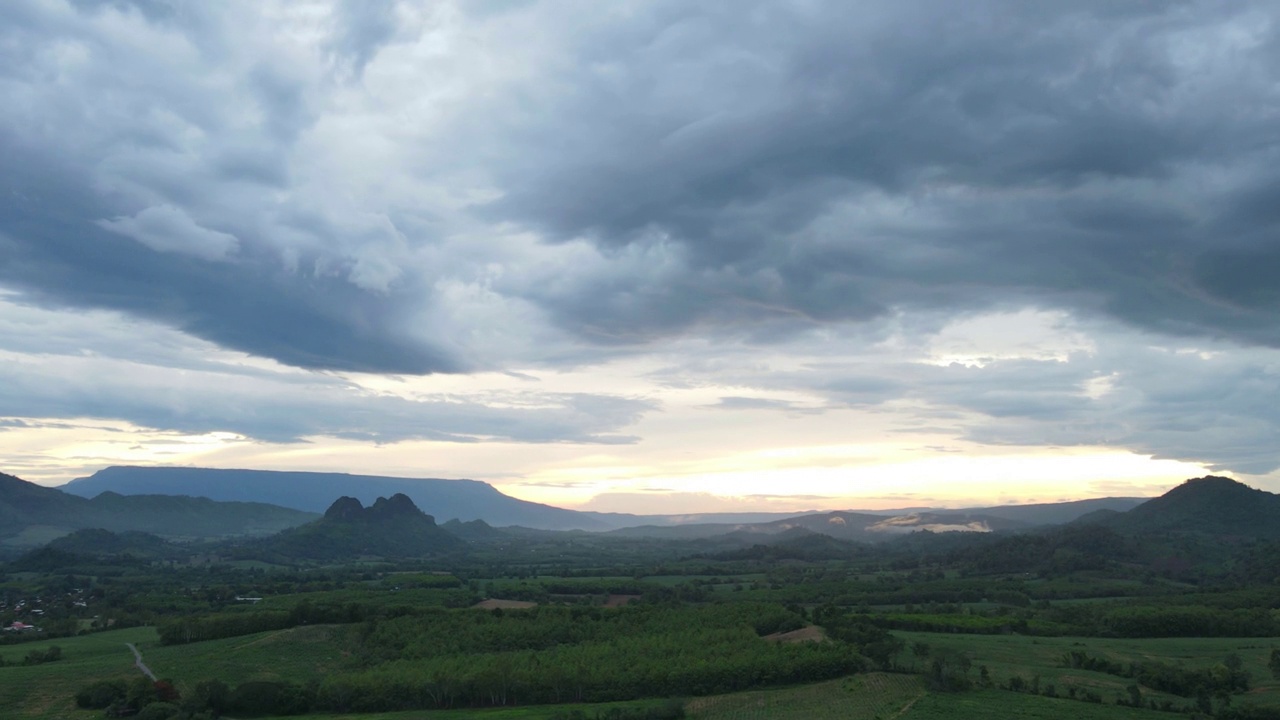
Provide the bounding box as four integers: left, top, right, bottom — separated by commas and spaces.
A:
62, 466, 611, 531
60, 465, 1147, 532
0, 471, 316, 547
6, 465, 1275, 560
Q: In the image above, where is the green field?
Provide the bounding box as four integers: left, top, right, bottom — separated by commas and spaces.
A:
687, 673, 923, 720
682, 671, 1184, 720
6, 627, 1278, 720
895, 631, 1280, 711
0, 627, 156, 719
141, 624, 354, 690
903, 689, 1171, 719
275, 700, 677, 720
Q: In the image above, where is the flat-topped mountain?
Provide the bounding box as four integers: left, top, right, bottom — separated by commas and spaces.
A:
63, 466, 609, 531
249, 494, 466, 560
0, 471, 316, 546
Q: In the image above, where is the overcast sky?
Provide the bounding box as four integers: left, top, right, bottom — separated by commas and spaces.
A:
2, 0, 1279, 511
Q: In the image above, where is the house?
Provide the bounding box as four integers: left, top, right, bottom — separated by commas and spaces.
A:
3, 622, 39, 632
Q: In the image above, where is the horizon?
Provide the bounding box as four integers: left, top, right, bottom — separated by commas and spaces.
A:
26, 462, 1198, 516
4, 2, 1280, 513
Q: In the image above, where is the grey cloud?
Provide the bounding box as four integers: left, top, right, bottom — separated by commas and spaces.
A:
98, 205, 239, 261
8, 0, 1280, 374
325, 0, 398, 78
0, 354, 653, 445
472, 1, 1280, 349
862, 347, 1280, 475
0, 2, 456, 373
3, 0, 1280, 482
701, 396, 824, 414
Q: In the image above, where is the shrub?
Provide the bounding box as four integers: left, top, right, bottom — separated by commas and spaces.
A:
75, 679, 127, 709
137, 701, 180, 720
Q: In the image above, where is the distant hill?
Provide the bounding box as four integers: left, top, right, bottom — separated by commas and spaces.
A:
709, 529, 865, 562
946, 523, 1142, 575
0, 471, 316, 546
964, 497, 1147, 526
609, 509, 1028, 542
47, 528, 179, 559
440, 518, 506, 542
248, 494, 466, 560
1093, 476, 1280, 539
63, 466, 610, 531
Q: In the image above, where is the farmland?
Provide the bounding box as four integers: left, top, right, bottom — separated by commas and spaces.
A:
8, 478, 1280, 719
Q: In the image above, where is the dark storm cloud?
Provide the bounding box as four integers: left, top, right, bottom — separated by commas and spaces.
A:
2, 0, 1280, 478
6, 0, 1279, 372
0, 1, 458, 373
483, 1, 1280, 348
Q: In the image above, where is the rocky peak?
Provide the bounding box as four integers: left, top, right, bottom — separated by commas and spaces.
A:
369, 493, 431, 522
324, 496, 365, 521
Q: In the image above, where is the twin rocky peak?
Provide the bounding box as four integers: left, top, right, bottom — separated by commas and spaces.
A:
323, 493, 434, 524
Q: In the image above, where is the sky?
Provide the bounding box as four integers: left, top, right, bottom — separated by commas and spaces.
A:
2, 0, 1279, 513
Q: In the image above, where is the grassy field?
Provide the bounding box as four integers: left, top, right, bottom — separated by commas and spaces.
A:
10, 627, 1280, 720
687, 673, 924, 720
280, 699, 677, 720
0, 627, 156, 719
903, 689, 1172, 719
140, 624, 355, 692
895, 631, 1280, 710
0, 625, 355, 719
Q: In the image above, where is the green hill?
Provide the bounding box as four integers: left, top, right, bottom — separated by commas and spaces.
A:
0, 470, 317, 546
47, 528, 179, 559
1112, 475, 1280, 538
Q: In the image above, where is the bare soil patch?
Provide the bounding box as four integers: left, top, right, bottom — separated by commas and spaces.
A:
472, 599, 538, 610
762, 625, 827, 643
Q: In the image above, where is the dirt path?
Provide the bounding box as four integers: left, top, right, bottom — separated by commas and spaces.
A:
125, 643, 157, 681
889, 691, 926, 720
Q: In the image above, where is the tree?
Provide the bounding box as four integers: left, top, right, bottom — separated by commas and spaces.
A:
1269, 648, 1280, 680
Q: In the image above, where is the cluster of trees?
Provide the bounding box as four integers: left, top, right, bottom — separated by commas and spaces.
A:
158, 597, 440, 645
150, 603, 870, 714
78, 676, 315, 719
75, 677, 182, 719
158, 610, 293, 645
314, 630, 862, 712
1099, 606, 1279, 638
1061, 649, 1251, 698
814, 601, 1280, 640
0, 645, 61, 666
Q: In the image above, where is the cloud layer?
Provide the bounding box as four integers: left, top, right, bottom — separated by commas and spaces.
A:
2, 0, 1279, 492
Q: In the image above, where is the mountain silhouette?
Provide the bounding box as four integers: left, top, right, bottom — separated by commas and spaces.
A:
251, 494, 466, 560
0, 471, 315, 545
